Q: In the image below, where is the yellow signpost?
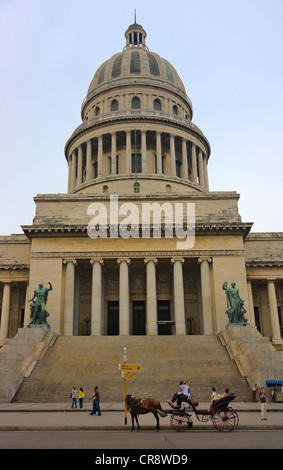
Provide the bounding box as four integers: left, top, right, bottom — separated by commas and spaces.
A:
120, 348, 141, 425
120, 364, 141, 372
123, 372, 133, 380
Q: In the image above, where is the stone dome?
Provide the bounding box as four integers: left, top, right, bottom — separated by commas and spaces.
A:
65, 22, 211, 197
82, 22, 192, 119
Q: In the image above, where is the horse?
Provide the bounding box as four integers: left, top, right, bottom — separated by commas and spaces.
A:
125, 394, 166, 431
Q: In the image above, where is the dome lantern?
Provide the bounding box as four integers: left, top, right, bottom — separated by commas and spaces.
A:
124, 22, 148, 50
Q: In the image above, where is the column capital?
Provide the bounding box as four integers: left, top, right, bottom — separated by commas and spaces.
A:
63, 259, 77, 266
117, 258, 131, 265
90, 258, 104, 266
198, 257, 212, 264
171, 257, 185, 265
144, 258, 158, 265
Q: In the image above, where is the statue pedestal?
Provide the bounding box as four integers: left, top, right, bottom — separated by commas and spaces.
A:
219, 325, 283, 389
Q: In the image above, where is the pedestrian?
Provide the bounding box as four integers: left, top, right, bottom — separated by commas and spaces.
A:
252, 383, 258, 402
259, 387, 268, 420
271, 386, 276, 403
71, 386, 77, 409
78, 387, 85, 408
94, 386, 101, 416
89, 387, 97, 415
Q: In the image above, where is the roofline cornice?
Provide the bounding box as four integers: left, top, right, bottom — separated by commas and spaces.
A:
21, 222, 253, 239
64, 112, 211, 159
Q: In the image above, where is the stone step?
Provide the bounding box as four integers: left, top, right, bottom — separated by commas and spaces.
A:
13, 335, 251, 403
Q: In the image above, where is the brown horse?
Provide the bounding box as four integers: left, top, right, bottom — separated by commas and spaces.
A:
125, 394, 166, 431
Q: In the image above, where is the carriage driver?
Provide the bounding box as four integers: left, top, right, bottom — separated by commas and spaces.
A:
176, 380, 191, 408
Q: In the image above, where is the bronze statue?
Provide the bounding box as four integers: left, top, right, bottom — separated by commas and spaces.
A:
28, 282, 52, 327
222, 281, 248, 325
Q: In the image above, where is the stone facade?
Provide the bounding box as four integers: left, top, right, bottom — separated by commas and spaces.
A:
1, 23, 283, 350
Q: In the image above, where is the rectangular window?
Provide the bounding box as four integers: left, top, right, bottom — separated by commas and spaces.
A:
131, 153, 142, 173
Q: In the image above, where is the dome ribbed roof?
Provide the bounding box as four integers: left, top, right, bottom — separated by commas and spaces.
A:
83, 23, 190, 112
87, 48, 187, 96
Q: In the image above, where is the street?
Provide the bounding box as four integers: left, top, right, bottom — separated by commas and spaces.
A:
1, 430, 283, 450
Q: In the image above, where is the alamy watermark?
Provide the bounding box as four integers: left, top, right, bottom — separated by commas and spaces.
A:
87, 195, 195, 249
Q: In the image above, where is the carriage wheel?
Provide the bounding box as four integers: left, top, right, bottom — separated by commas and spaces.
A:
171, 414, 189, 432
212, 408, 239, 432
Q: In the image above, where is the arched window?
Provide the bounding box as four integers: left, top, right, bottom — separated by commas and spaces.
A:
111, 100, 119, 111
172, 105, 178, 115
131, 96, 141, 109
153, 99, 161, 111
95, 106, 100, 116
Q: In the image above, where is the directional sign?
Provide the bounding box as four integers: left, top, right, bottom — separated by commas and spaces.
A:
123, 372, 133, 380
119, 363, 141, 372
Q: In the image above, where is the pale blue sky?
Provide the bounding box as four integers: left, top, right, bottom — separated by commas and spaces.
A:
0, 0, 282, 234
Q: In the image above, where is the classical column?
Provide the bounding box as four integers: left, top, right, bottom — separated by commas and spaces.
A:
117, 259, 131, 335
191, 143, 197, 184
67, 156, 72, 192
156, 131, 162, 174
141, 130, 147, 173
97, 135, 103, 177
247, 280, 255, 327
86, 140, 92, 181
23, 283, 30, 327
144, 258, 158, 335
77, 145, 83, 185
171, 258, 186, 335
203, 155, 209, 191
111, 132, 116, 175
126, 130, 131, 173
71, 150, 77, 190
63, 260, 77, 335
170, 134, 176, 177
198, 148, 205, 187
0, 283, 11, 345
198, 257, 214, 334
267, 280, 281, 342
181, 138, 188, 179
90, 259, 104, 335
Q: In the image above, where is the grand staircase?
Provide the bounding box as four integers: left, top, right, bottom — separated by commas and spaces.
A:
12, 335, 251, 402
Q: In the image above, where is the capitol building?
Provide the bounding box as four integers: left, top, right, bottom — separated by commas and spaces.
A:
0, 22, 282, 402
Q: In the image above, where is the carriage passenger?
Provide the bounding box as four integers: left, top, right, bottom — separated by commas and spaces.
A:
208, 387, 229, 411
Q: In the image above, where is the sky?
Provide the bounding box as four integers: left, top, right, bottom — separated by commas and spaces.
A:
0, 0, 282, 235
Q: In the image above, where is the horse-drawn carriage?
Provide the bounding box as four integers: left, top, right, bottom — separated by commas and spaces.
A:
126, 392, 239, 432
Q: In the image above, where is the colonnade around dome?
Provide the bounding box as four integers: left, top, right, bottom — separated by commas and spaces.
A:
67, 128, 209, 194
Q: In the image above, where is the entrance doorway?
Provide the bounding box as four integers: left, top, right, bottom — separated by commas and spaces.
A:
132, 301, 146, 335
157, 300, 172, 335
107, 301, 119, 335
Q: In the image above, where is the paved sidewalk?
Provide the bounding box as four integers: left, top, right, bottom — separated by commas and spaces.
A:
0, 402, 282, 431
